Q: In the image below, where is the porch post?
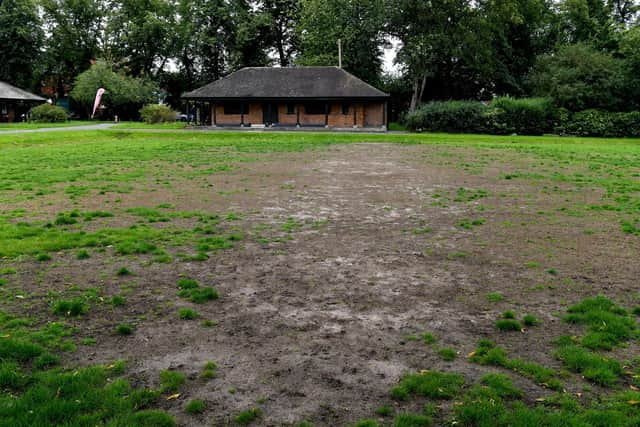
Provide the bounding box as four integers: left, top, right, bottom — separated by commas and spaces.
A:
324, 102, 329, 128
353, 103, 357, 128
296, 104, 300, 127
213, 101, 217, 127
383, 100, 387, 130
240, 103, 245, 127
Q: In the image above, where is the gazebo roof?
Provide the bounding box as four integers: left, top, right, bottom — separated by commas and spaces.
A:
0, 81, 46, 102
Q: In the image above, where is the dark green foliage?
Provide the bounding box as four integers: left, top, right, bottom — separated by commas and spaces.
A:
391, 371, 464, 400
235, 407, 261, 425
52, 299, 88, 317
159, 369, 185, 393
189, 287, 219, 303
29, 104, 68, 123
185, 399, 205, 414
177, 278, 199, 290
376, 405, 393, 416
487, 97, 557, 135
140, 104, 177, 124
54, 213, 77, 225
115, 323, 133, 335
502, 310, 516, 319
404, 101, 489, 133
633, 307, 640, 316
110, 295, 125, 307
559, 110, 640, 138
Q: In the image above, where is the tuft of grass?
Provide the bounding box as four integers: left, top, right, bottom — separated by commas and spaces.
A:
393, 413, 432, 427
633, 306, 640, 316
159, 369, 186, 393
439, 348, 457, 361
189, 287, 219, 303
486, 292, 504, 303
178, 308, 198, 320
201, 319, 217, 327
76, 249, 90, 259
81, 337, 97, 345
110, 295, 126, 307
391, 371, 464, 400
36, 253, 51, 262
52, 299, 88, 317
115, 323, 133, 335
185, 399, 205, 414
202, 361, 218, 379
375, 405, 393, 416
495, 319, 521, 331
117, 267, 131, 276
522, 314, 539, 326
235, 407, 261, 425
502, 310, 516, 319
421, 332, 437, 345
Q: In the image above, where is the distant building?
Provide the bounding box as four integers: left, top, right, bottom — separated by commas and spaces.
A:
0, 81, 46, 122
182, 67, 389, 130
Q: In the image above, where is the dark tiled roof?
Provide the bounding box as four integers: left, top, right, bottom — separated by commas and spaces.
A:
0, 81, 45, 102
183, 67, 388, 100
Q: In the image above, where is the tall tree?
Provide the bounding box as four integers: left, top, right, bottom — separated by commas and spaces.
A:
297, 0, 386, 85
105, 0, 177, 77
559, 0, 616, 49
259, 0, 300, 66
41, 0, 105, 98
0, 0, 43, 90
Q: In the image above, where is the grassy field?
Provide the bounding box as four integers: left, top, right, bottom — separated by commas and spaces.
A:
0, 129, 639, 426
0, 121, 101, 130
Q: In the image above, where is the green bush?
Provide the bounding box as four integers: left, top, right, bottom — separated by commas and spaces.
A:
559, 110, 640, 137
404, 101, 489, 133
139, 104, 177, 124
29, 104, 68, 123
487, 97, 557, 135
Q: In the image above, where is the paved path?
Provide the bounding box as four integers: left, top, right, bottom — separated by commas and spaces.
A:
0, 123, 115, 134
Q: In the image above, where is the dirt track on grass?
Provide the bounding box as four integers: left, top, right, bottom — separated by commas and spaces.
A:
8, 142, 640, 426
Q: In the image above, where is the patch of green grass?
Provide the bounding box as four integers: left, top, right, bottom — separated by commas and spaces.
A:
189, 287, 219, 303
391, 371, 465, 400
495, 318, 521, 331
177, 277, 199, 290
479, 373, 523, 399
159, 369, 186, 393
185, 399, 205, 414
81, 337, 97, 345
52, 299, 88, 317
36, 253, 51, 261
76, 249, 90, 259
486, 292, 504, 303
555, 345, 621, 386
502, 310, 516, 319
438, 348, 457, 361
117, 267, 131, 276
178, 308, 198, 320
110, 295, 126, 307
115, 323, 133, 335
563, 296, 636, 350
522, 314, 539, 326
421, 332, 437, 345
201, 319, 217, 327
457, 218, 485, 229
235, 407, 262, 425
376, 405, 393, 416
202, 361, 218, 379
392, 413, 432, 427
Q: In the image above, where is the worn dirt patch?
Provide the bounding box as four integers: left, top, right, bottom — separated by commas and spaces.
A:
2, 142, 639, 426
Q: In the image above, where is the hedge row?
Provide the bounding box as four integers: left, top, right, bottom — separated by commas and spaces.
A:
404, 98, 640, 137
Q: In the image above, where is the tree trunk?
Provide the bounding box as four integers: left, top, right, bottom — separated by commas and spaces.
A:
409, 75, 428, 112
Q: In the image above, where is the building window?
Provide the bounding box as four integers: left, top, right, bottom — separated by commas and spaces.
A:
342, 103, 350, 115
0, 103, 7, 116
286, 102, 295, 115
223, 102, 246, 115
304, 102, 327, 115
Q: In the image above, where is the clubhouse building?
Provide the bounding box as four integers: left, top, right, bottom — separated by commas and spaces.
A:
0, 81, 46, 123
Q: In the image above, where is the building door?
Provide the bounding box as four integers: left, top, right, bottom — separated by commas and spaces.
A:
262, 102, 278, 126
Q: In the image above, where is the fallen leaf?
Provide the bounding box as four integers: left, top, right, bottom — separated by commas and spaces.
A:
628, 400, 640, 405
166, 393, 180, 400
630, 385, 639, 391
468, 351, 476, 358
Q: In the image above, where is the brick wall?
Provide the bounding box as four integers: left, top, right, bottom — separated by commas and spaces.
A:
211, 101, 385, 128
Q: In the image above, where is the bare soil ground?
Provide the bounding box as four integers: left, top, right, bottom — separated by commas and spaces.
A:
2, 141, 640, 426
